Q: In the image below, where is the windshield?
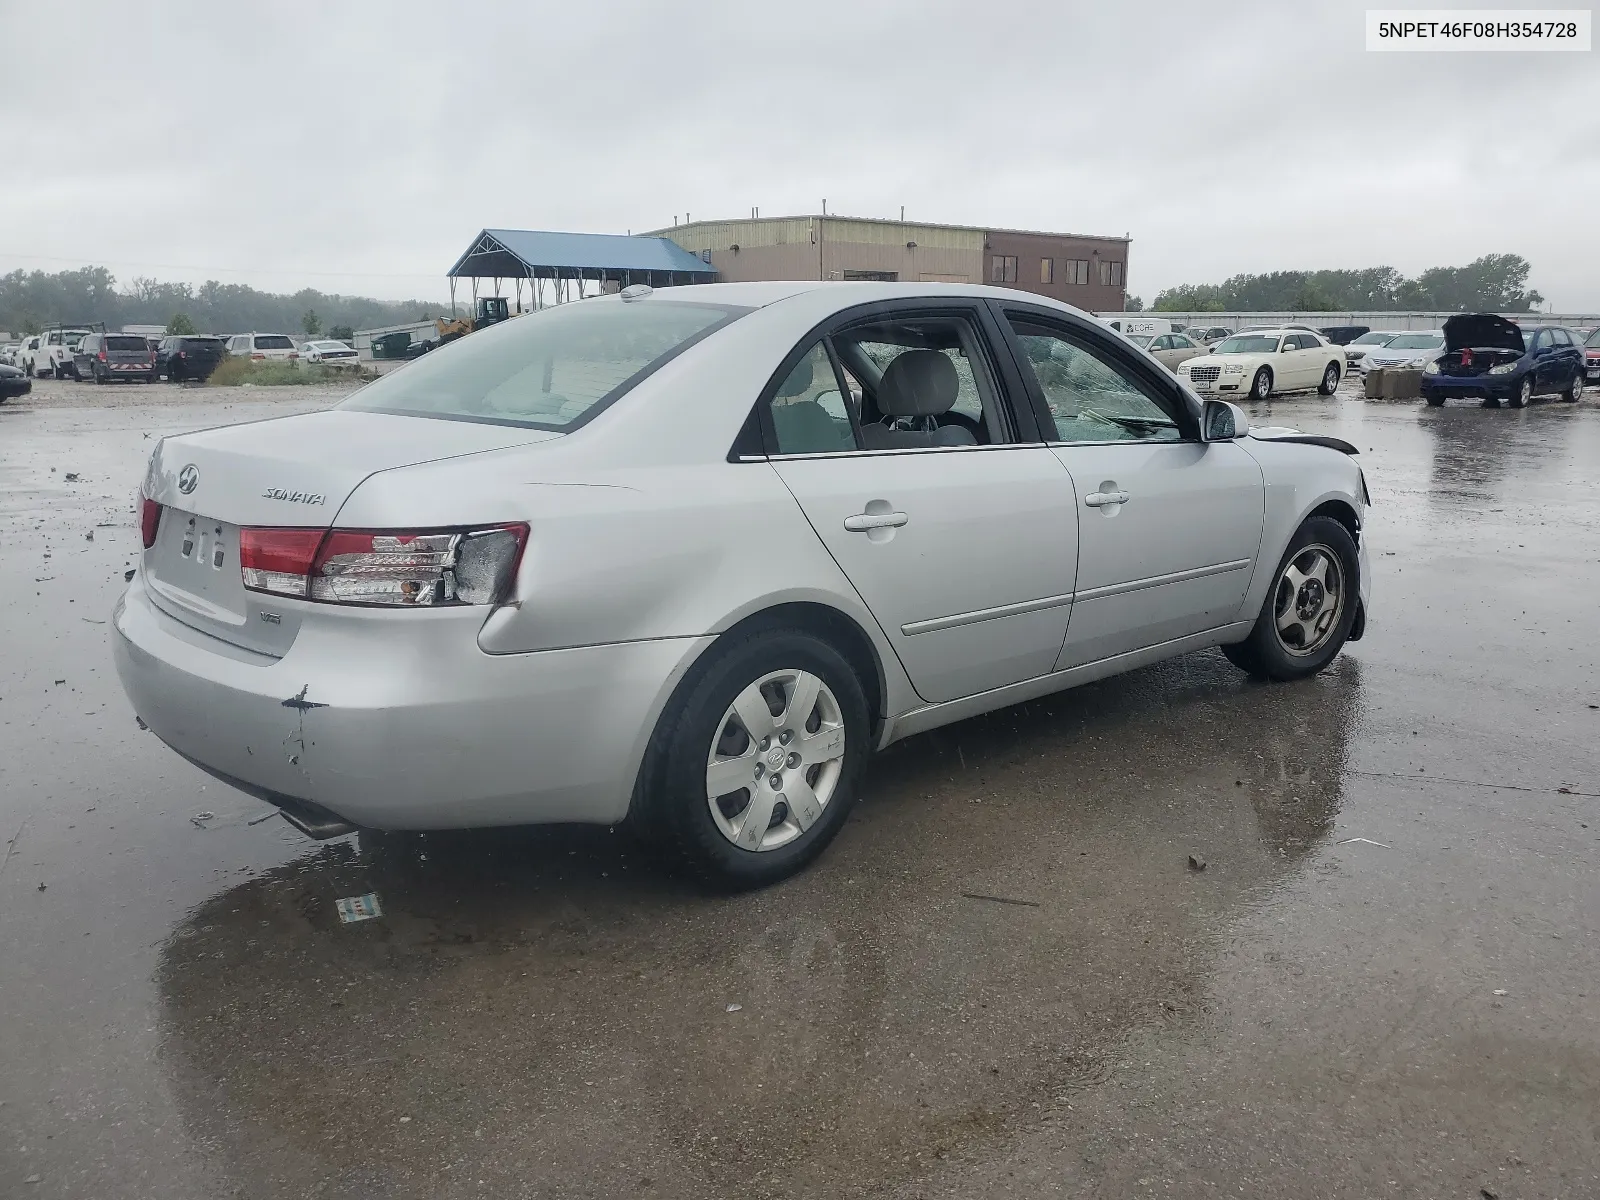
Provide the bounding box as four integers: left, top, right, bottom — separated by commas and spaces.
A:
1384, 333, 1444, 350
1214, 335, 1280, 354
1586, 329, 1600, 348
1352, 332, 1394, 346
342, 300, 743, 430
1125, 334, 1153, 348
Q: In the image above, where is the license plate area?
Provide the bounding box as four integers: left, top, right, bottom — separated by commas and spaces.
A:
151, 512, 247, 622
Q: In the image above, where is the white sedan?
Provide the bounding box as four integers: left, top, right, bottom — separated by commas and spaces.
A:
1360, 331, 1446, 375
1126, 330, 1210, 372
113, 282, 1371, 887
1178, 328, 1345, 401
299, 339, 362, 367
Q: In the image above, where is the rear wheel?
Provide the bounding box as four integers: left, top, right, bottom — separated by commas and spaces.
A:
1317, 362, 1341, 395
634, 627, 869, 889
1251, 367, 1273, 401
1222, 515, 1359, 682
1509, 377, 1532, 408
1562, 372, 1583, 402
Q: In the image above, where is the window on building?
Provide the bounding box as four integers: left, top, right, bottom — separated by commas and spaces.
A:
842, 270, 899, 282
1067, 259, 1090, 286
1110, 261, 1124, 286
991, 255, 1017, 283
1040, 258, 1054, 284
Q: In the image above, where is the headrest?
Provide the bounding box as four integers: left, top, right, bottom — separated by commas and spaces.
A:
877, 350, 958, 417
776, 355, 814, 398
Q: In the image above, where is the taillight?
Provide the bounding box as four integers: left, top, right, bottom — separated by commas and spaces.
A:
240, 525, 527, 607
288, 352, 299, 360
139, 493, 162, 548
98, 350, 108, 362
251, 352, 266, 360
178, 350, 187, 359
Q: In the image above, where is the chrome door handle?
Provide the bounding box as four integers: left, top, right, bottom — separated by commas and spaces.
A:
843, 511, 908, 532
1084, 490, 1129, 508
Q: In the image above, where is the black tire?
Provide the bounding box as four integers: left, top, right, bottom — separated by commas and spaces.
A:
93, 366, 105, 385
632, 626, 870, 889
1222, 515, 1360, 682
1509, 377, 1532, 408
1425, 393, 1445, 407
1250, 367, 1273, 401
52, 365, 63, 380
1317, 362, 1341, 395
1562, 372, 1583, 403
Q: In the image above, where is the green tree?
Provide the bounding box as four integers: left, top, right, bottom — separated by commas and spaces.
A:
327, 324, 354, 342
301, 309, 322, 336
168, 313, 196, 335
1124, 295, 1144, 312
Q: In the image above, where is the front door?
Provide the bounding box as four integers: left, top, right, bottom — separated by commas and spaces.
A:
764, 309, 1079, 705
997, 307, 1265, 668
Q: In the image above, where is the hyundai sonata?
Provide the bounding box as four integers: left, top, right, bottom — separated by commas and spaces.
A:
114, 282, 1371, 886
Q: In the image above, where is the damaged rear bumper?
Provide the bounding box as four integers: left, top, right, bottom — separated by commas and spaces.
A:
111, 574, 711, 831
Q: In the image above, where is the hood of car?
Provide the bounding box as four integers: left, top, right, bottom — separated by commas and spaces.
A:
1442, 313, 1524, 353
0, 364, 21, 379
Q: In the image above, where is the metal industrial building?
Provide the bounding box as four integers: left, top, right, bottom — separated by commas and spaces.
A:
645, 214, 1130, 310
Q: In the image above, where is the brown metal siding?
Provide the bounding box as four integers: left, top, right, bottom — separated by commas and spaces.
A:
983, 229, 1128, 313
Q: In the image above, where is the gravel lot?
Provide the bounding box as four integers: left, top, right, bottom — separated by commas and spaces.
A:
2, 384, 1597, 1199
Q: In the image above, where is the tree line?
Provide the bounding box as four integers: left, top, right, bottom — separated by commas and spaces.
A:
1147, 254, 1545, 313
0, 266, 445, 340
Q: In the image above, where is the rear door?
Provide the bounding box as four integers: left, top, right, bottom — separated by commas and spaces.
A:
104, 334, 152, 373
764, 301, 1079, 705
996, 304, 1265, 668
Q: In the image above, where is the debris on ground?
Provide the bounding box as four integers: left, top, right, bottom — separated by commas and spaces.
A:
1337, 837, 1392, 848
1492, 989, 1508, 996
37, 882, 46, 891
135, 716, 148, 730
85, 529, 93, 541
190, 812, 215, 828
725, 1003, 743, 1012
1188, 854, 1207, 871
335, 892, 383, 923
63, 472, 80, 482
961, 891, 1042, 907
124, 568, 135, 581
247, 811, 280, 826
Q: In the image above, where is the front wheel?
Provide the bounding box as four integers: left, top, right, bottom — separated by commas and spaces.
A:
634, 627, 870, 888
1251, 367, 1273, 401
1222, 515, 1360, 682
1317, 362, 1341, 395
1509, 377, 1532, 408
1425, 393, 1445, 407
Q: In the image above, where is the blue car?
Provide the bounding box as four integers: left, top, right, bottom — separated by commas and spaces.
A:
1422, 314, 1587, 408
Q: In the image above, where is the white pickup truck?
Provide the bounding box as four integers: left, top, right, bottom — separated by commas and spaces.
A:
37, 328, 94, 378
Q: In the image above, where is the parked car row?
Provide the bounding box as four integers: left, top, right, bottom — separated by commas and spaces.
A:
0, 331, 360, 383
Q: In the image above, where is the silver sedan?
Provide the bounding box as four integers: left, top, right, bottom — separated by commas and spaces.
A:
114, 281, 1372, 887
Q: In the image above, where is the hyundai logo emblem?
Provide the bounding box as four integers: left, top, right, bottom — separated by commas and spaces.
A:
177, 464, 200, 494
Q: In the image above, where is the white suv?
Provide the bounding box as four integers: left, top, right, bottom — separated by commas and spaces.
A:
225, 333, 300, 362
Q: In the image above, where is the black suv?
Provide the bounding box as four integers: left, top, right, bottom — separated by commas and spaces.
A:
73, 333, 156, 383
155, 336, 227, 382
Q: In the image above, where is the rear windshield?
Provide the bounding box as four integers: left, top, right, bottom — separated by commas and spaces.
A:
342, 300, 743, 430
253, 335, 294, 350
1385, 333, 1444, 349
105, 336, 149, 351
181, 337, 223, 348
1586, 329, 1600, 348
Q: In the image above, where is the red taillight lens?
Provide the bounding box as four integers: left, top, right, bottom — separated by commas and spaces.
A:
139, 494, 162, 548
239, 528, 323, 597
251, 352, 266, 360
239, 525, 527, 606
178, 350, 187, 358
98, 350, 108, 362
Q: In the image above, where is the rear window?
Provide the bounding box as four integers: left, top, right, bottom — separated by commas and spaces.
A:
181, 337, 223, 348
342, 300, 743, 430
1586, 329, 1600, 348
252, 335, 294, 350
105, 336, 149, 351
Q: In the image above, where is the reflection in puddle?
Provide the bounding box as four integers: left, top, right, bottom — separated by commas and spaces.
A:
157, 652, 1363, 1198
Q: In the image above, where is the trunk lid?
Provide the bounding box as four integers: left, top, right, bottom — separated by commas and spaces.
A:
1442, 313, 1524, 353
141, 409, 560, 655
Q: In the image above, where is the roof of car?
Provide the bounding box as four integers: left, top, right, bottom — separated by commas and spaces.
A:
631, 279, 1098, 314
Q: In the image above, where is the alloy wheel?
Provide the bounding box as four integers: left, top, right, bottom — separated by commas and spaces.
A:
1272, 544, 1345, 657
705, 669, 846, 852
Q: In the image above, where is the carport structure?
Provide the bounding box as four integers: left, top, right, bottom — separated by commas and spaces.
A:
445, 228, 717, 314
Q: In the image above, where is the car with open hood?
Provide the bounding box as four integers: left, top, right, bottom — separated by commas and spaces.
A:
113, 281, 1370, 887
1175, 327, 1344, 401
1422, 315, 1586, 408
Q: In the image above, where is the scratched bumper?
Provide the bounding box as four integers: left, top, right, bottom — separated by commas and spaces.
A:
111, 572, 709, 830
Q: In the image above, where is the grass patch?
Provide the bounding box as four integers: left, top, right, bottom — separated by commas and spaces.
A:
206, 358, 375, 387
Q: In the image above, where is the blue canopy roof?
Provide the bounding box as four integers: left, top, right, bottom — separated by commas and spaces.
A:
448, 228, 715, 281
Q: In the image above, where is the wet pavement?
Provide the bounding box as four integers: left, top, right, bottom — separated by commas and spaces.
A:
2, 379, 1598, 1199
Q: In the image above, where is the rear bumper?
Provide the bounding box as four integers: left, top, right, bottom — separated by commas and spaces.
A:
112, 574, 711, 830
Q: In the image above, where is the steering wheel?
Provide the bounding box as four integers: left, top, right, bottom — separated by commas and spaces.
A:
937, 409, 984, 440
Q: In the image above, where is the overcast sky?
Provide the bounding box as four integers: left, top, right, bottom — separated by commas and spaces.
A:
4, 0, 1597, 309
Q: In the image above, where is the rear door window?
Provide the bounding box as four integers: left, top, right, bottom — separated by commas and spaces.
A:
253, 335, 294, 350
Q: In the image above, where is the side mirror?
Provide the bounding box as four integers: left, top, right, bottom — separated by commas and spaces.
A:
1202, 399, 1248, 442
